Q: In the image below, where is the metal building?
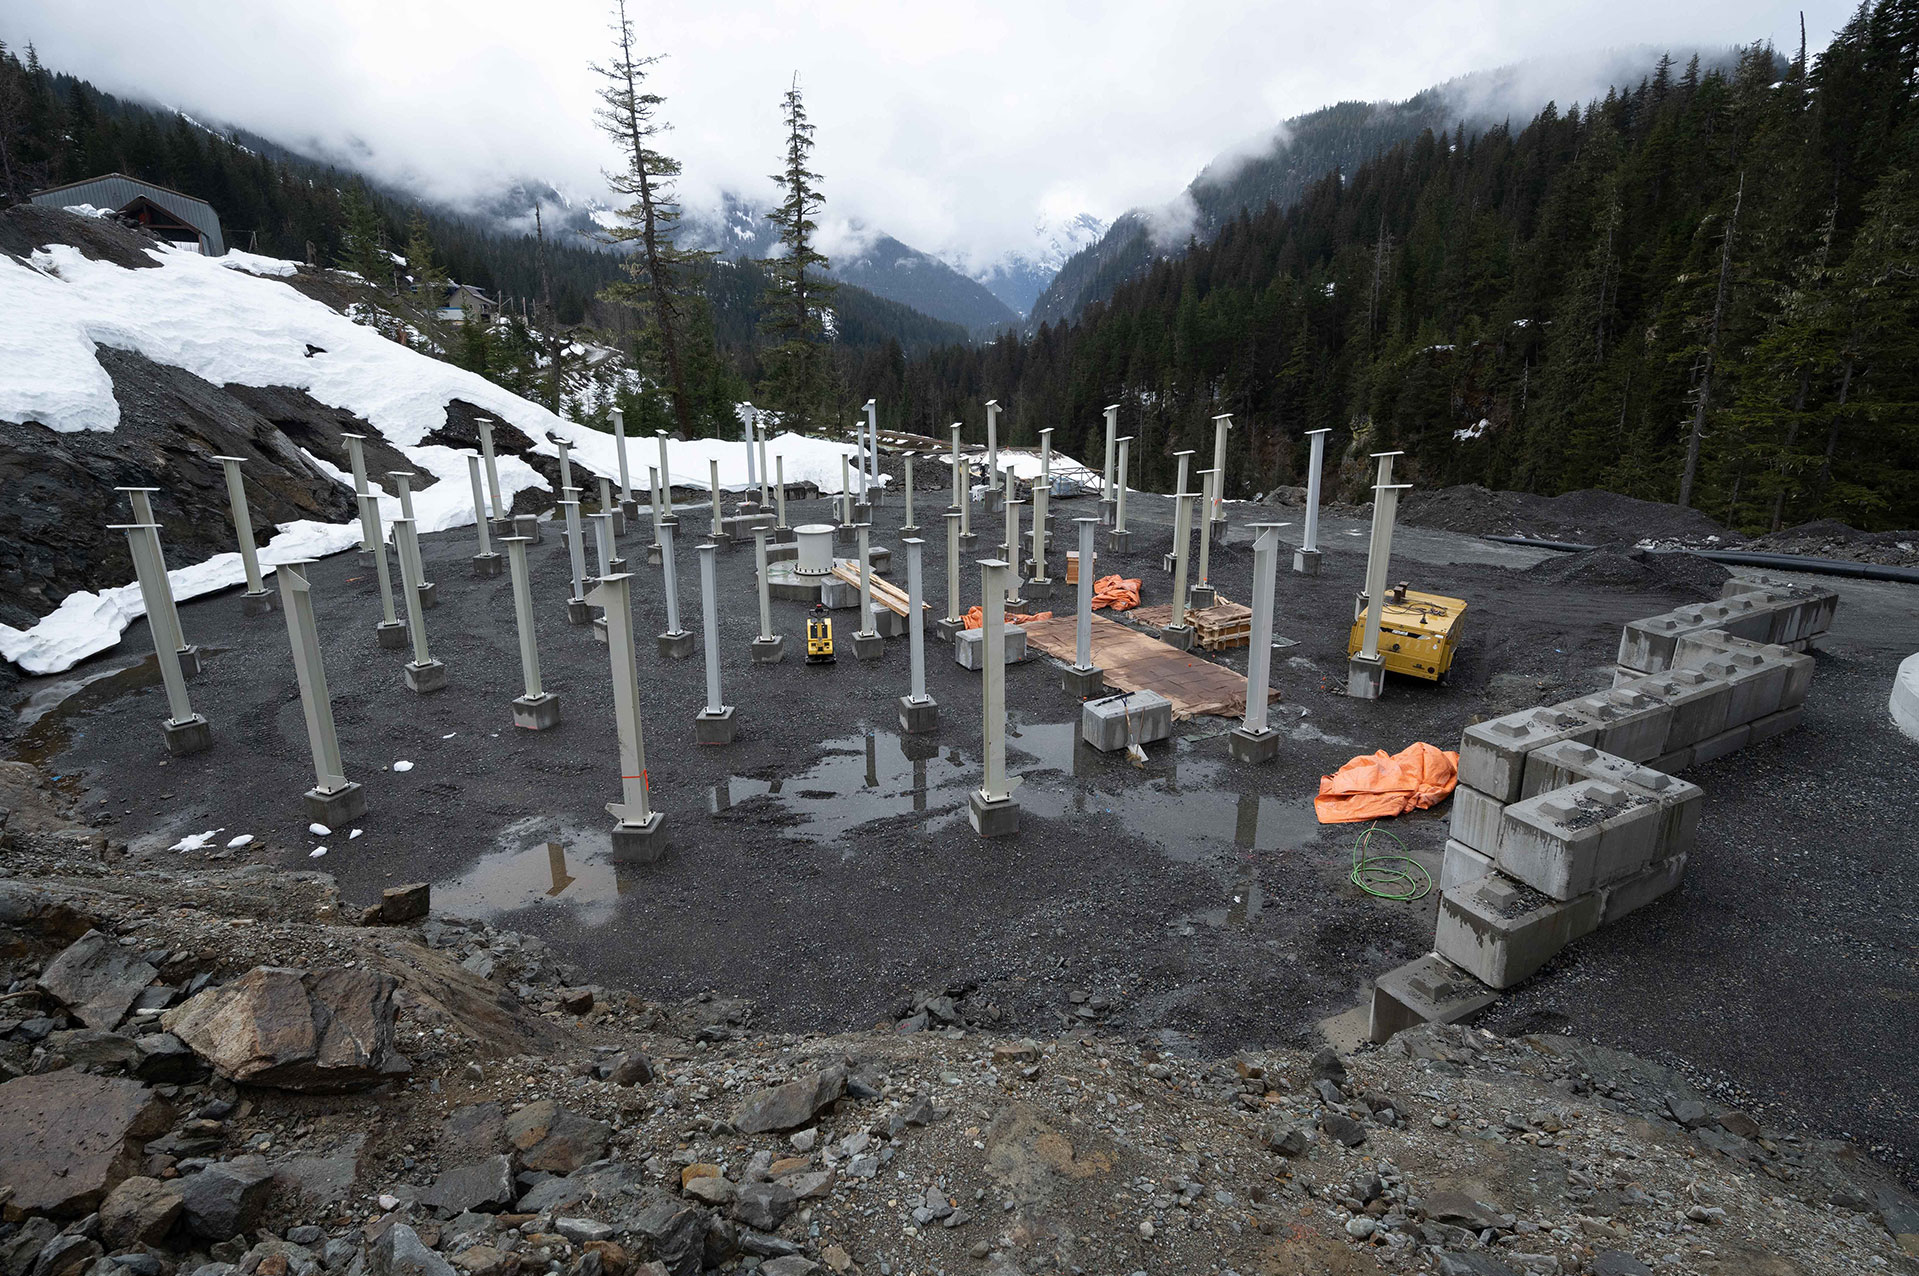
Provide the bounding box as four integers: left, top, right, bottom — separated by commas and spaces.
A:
29, 173, 227, 256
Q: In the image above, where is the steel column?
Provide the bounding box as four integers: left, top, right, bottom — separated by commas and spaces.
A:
477, 417, 505, 520
1243, 525, 1282, 734
562, 497, 588, 602
986, 400, 1000, 492
343, 433, 374, 550
903, 456, 916, 529
116, 524, 199, 729
978, 558, 1017, 804
587, 573, 658, 833
753, 527, 774, 641
660, 521, 684, 636
856, 524, 877, 638
612, 408, 633, 505
708, 458, 724, 538
1196, 469, 1217, 590
213, 456, 268, 598
556, 439, 573, 493
1210, 413, 1232, 525
467, 455, 494, 555
1302, 428, 1329, 553
393, 518, 435, 668
1169, 492, 1194, 632
775, 455, 788, 530
590, 512, 615, 578
358, 493, 400, 629
698, 544, 725, 714
1115, 437, 1132, 533
1358, 482, 1411, 662
1073, 518, 1097, 670
905, 538, 929, 702
945, 511, 963, 622
504, 536, 544, 699
279, 560, 350, 795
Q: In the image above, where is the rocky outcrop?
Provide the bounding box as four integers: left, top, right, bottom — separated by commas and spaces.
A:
0, 1072, 172, 1215
731, 1066, 846, 1135
161, 966, 410, 1091
36, 930, 157, 1030
502, 1100, 611, 1173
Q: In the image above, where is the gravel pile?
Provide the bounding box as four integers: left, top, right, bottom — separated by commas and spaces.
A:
1399, 485, 1741, 548
1523, 546, 1732, 600
1743, 519, 1919, 566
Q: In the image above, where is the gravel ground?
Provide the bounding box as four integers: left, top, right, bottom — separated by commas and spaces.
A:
8, 480, 1918, 1186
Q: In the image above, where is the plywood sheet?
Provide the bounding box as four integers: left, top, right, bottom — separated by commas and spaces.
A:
1020, 614, 1272, 720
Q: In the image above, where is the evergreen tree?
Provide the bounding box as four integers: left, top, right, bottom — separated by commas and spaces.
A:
402, 207, 445, 302
336, 182, 390, 286
759, 74, 836, 429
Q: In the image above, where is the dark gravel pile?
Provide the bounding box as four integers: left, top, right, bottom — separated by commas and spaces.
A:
1523, 545, 1731, 600
1399, 484, 1742, 548
1744, 519, 1919, 566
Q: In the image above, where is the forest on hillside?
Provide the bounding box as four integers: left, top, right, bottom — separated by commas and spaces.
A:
858, 6, 1919, 533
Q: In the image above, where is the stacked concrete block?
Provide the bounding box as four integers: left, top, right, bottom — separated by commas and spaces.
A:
1557, 686, 1671, 763
1435, 873, 1604, 989
1621, 668, 1732, 770
1519, 740, 1703, 857
1457, 705, 1603, 802
1368, 952, 1500, 1044
1447, 785, 1506, 853
1440, 840, 1496, 891
1495, 780, 1662, 901
1616, 584, 1837, 680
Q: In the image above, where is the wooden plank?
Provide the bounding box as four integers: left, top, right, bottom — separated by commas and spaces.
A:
1020, 614, 1275, 720
829, 562, 928, 617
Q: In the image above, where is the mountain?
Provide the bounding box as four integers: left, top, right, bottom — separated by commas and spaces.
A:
955, 212, 1108, 317
1027, 49, 1739, 330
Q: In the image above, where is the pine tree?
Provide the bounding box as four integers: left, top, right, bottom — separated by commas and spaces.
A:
403, 208, 445, 303
336, 183, 391, 286
759, 74, 836, 429
592, 0, 709, 435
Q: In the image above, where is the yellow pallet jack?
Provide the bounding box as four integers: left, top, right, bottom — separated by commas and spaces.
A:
805, 604, 836, 664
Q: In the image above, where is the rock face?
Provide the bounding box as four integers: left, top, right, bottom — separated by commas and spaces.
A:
36, 930, 158, 1031
161, 967, 410, 1091
370, 1225, 458, 1276
731, 1067, 846, 1135
503, 1101, 612, 1173
0, 1072, 173, 1215
176, 1158, 277, 1239
99, 1176, 185, 1249
419, 1156, 516, 1215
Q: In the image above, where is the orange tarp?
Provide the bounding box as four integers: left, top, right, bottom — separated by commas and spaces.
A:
962, 606, 1055, 631
1091, 575, 1141, 611
1313, 742, 1461, 824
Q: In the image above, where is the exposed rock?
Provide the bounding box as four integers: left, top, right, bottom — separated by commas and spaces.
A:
177, 1159, 276, 1239
379, 885, 432, 925
1436, 1255, 1521, 1276
27, 1235, 99, 1276
420, 1157, 516, 1216
99, 1176, 184, 1249
627, 1199, 709, 1276
1423, 1190, 1508, 1230
161, 967, 410, 1091
0, 1220, 57, 1276
0, 882, 100, 960
1592, 1253, 1654, 1276
1317, 1112, 1366, 1148
45, 1028, 142, 1071
0, 1072, 172, 1215
1260, 1123, 1309, 1156
731, 1066, 846, 1135
0, 764, 86, 836
503, 1101, 611, 1173
1309, 1047, 1347, 1083
369, 1226, 457, 1276
730, 1183, 796, 1232
440, 1103, 505, 1160
513, 1164, 638, 1215
132, 1033, 206, 1083
605, 1053, 654, 1087
757, 1259, 817, 1276
37, 931, 158, 1031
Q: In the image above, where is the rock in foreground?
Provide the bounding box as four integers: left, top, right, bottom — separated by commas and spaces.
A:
161, 966, 410, 1091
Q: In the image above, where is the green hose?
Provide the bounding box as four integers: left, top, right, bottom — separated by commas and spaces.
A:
1350, 823, 1432, 901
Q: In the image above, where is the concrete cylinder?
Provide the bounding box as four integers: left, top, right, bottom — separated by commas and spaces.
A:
794, 524, 836, 577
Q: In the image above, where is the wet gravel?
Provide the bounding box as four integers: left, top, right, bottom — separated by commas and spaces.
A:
9, 484, 1918, 1181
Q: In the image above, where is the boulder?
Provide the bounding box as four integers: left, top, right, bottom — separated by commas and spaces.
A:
514, 1163, 640, 1215
177, 1159, 276, 1239
0, 883, 99, 960
731, 1067, 846, 1135
26, 1236, 99, 1276
379, 885, 431, 925
37, 932, 158, 1032
0, 1220, 57, 1276
758, 1260, 817, 1276
161, 967, 410, 1091
99, 1175, 185, 1249
730, 1183, 796, 1232
420, 1157, 517, 1216
503, 1101, 611, 1173
133, 1033, 206, 1083
369, 1226, 457, 1276
605, 1053, 653, 1087
45, 1029, 142, 1071
440, 1103, 506, 1160
627, 1199, 709, 1276
0, 1072, 172, 1215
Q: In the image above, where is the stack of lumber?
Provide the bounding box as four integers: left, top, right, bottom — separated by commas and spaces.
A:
828, 561, 930, 617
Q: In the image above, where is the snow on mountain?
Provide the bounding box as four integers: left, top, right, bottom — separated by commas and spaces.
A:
951, 211, 1109, 318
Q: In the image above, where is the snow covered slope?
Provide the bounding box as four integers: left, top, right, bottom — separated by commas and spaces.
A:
0, 225, 865, 674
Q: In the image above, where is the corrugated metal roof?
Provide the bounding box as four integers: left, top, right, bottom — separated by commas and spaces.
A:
28, 173, 227, 256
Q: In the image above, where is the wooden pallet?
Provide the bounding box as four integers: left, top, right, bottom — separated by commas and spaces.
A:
828, 561, 930, 618
1126, 595, 1250, 650
1065, 550, 1096, 584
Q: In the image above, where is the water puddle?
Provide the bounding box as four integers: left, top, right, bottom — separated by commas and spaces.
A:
7, 654, 174, 790
706, 731, 975, 852
434, 816, 635, 926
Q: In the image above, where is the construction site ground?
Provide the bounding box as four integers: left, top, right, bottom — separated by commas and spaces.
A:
8, 483, 1917, 1187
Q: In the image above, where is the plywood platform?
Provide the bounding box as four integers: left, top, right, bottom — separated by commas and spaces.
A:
1020, 614, 1273, 720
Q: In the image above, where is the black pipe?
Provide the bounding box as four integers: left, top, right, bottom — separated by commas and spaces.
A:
1481, 535, 1919, 585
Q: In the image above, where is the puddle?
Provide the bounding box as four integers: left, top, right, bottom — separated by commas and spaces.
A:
708, 731, 975, 851
7, 654, 173, 790
434, 816, 636, 926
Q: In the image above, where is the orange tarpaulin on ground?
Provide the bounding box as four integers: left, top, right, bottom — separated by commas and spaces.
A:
962, 606, 1055, 630
1091, 575, 1141, 611
1313, 742, 1461, 824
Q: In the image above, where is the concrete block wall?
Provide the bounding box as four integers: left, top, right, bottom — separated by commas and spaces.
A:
1412, 584, 1838, 1003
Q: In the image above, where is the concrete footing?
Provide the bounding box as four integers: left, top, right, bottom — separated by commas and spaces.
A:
1435, 873, 1602, 989
1227, 725, 1279, 764
851, 631, 884, 661
1061, 665, 1104, 699
416, 582, 438, 611
1082, 689, 1173, 752
775, 525, 795, 544
489, 518, 515, 541
836, 524, 858, 546
610, 813, 667, 864
376, 621, 408, 650
607, 556, 627, 575
751, 635, 787, 664
173, 646, 203, 679
1368, 953, 1499, 1044
982, 491, 1003, 515
1104, 530, 1132, 555
303, 781, 365, 827
1293, 547, 1322, 576
162, 714, 212, 757
512, 514, 542, 543
1189, 585, 1216, 610
871, 606, 907, 638
934, 616, 965, 643
472, 553, 503, 578
957, 532, 980, 554
646, 543, 663, 567
1024, 577, 1054, 601
968, 790, 1019, 838
820, 578, 859, 609
956, 625, 1028, 669
612, 508, 628, 537
512, 692, 561, 731
658, 630, 695, 660
593, 616, 608, 644
1099, 498, 1116, 527
898, 695, 939, 734
240, 589, 277, 617
695, 705, 738, 744
1161, 624, 1195, 651
566, 597, 594, 625
1346, 652, 1385, 699
405, 659, 447, 694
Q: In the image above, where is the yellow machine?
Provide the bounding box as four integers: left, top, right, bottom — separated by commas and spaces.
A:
1347, 583, 1467, 681
805, 605, 836, 664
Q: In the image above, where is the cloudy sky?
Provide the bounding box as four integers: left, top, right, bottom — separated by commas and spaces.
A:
7, 0, 1852, 267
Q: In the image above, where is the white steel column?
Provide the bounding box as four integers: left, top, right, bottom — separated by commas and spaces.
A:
503, 536, 546, 701
279, 560, 360, 820
613, 408, 634, 506
754, 527, 774, 641
708, 458, 724, 539
1243, 525, 1280, 734
1114, 437, 1132, 533
477, 417, 505, 521
903, 456, 916, 531
985, 400, 1000, 492
467, 455, 494, 556
556, 439, 573, 493
1074, 518, 1097, 672
659, 521, 686, 638
1357, 482, 1410, 664
757, 415, 771, 507
589, 571, 664, 857
905, 538, 929, 703
1297, 427, 1330, 573
654, 431, 672, 524
213, 456, 273, 611
855, 524, 878, 640
1003, 496, 1024, 604
743, 406, 758, 489
115, 523, 206, 750
1210, 412, 1232, 527
1101, 403, 1119, 524
1194, 468, 1217, 601
840, 455, 854, 524
698, 545, 726, 715
392, 518, 444, 691
865, 399, 880, 497
1166, 491, 1196, 646
952, 423, 970, 537
343, 433, 374, 551
774, 455, 789, 532
971, 557, 1020, 836
120, 489, 188, 667
590, 511, 615, 578
358, 492, 403, 646
562, 495, 589, 604
945, 511, 963, 624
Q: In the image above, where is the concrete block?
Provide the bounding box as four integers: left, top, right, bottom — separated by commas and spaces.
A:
1519, 741, 1702, 856
415, 582, 438, 611
819, 578, 859, 610
303, 781, 365, 827
765, 562, 823, 602
1617, 613, 1691, 673
1633, 668, 1732, 751
694, 705, 738, 744
1061, 664, 1105, 699
1746, 704, 1805, 744
658, 629, 695, 660
1599, 852, 1688, 925
646, 542, 663, 567
1081, 690, 1173, 753
1673, 629, 1814, 710
1189, 585, 1217, 610
1457, 706, 1602, 803
955, 625, 1028, 670
512, 514, 542, 544
512, 692, 561, 731
1560, 688, 1671, 764
866, 546, 892, 573
1495, 780, 1661, 900
898, 695, 938, 735
1104, 530, 1134, 555
1447, 784, 1505, 853
1368, 952, 1499, 1044
1227, 725, 1279, 764
870, 605, 906, 638
240, 589, 277, 617
835, 523, 858, 546
1440, 839, 1495, 891
472, 552, 503, 579
1023, 577, 1054, 601
610, 813, 666, 864
1163, 625, 1196, 653
1690, 721, 1751, 765
376, 620, 408, 650
566, 597, 594, 625
593, 616, 608, 644
405, 659, 447, 694
751, 635, 786, 664
1693, 651, 1788, 726
957, 532, 980, 554
162, 714, 212, 757
1652, 745, 1694, 774
1293, 547, 1322, 576
933, 616, 965, 643
968, 791, 1018, 838
850, 631, 884, 661
1434, 872, 1603, 990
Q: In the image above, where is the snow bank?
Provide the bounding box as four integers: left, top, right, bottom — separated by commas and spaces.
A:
0, 233, 872, 674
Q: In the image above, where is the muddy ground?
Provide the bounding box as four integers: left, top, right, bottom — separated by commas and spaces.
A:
8, 484, 1918, 1186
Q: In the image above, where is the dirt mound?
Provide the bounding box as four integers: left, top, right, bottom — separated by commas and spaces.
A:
1744, 519, 1919, 566
1400, 484, 1740, 548
1523, 545, 1731, 600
